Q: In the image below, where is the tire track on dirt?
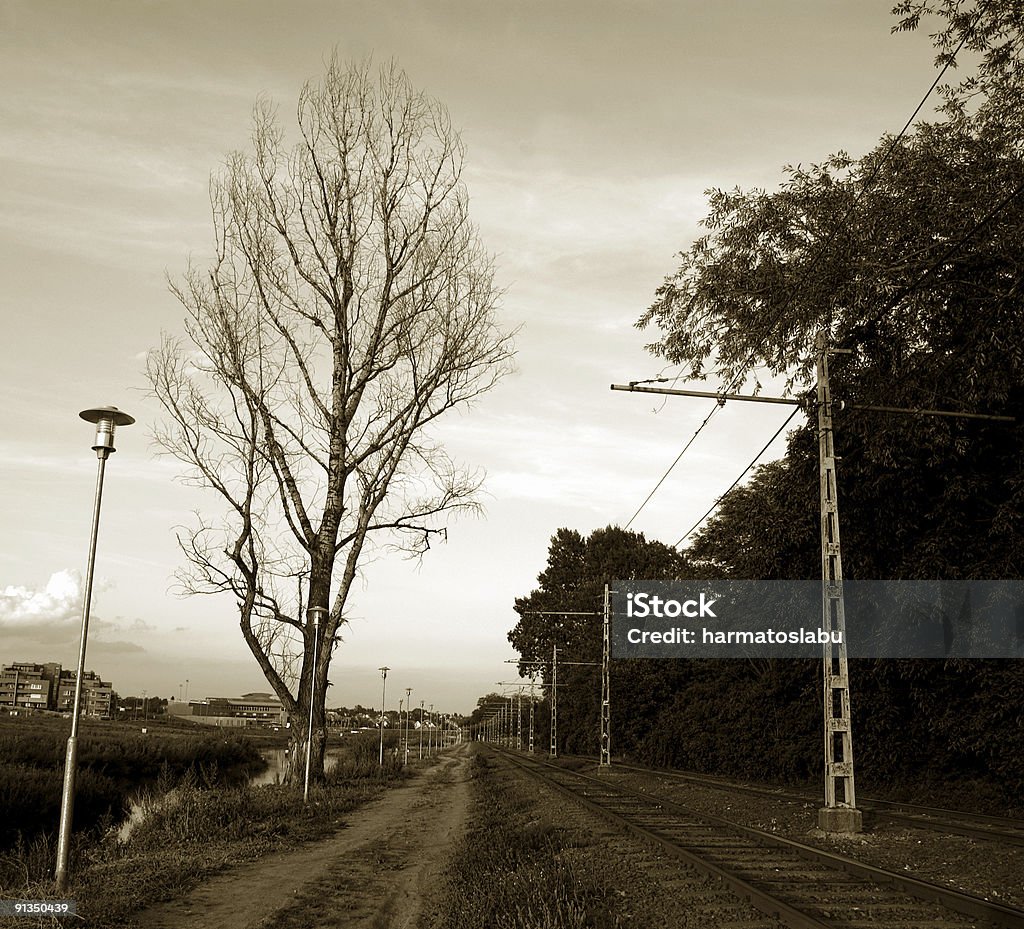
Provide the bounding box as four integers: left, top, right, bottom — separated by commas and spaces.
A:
132, 747, 471, 929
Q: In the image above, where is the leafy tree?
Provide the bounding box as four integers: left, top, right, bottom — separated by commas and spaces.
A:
686, 456, 818, 579
637, 7, 1024, 581
463, 692, 508, 737
640, 119, 1024, 580
629, 4, 1024, 799
509, 526, 693, 756
893, 0, 1024, 141
149, 59, 515, 783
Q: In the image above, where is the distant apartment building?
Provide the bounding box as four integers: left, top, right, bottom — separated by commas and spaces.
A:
0, 662, 113, 718
0, 662, 62, 711
185, 692, 286, 727
55, 670, 113, 719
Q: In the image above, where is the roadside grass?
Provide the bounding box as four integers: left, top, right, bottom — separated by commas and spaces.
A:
0, 716, 267, 852
0, 749, 410, 929
432, 751, 624, 929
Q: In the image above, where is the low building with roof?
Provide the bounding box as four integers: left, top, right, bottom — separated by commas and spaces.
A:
184, 692, 287, 727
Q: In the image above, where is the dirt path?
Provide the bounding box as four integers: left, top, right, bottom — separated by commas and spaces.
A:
132, 745, 472, 929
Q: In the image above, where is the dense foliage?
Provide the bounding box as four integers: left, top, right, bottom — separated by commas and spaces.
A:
508, 527, 695, 759
506, 3, 1024, 807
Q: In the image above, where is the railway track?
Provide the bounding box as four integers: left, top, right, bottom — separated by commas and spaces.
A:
602, 760, 1024, 848
494, 748, 1024, 929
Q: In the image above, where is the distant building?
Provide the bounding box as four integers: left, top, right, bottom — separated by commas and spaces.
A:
55, 670, 113, 719
0, 662, 113, 718
185, 692, 286, 727
0, 662, 62, 711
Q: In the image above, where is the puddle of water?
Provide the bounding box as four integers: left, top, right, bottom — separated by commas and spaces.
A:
249, 748, 342, 786
117, 788, 179, 843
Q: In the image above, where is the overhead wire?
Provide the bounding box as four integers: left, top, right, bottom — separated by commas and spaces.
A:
675, 407, 800, 547
672, 167, 1024, 548
620, 13, 981, 535
622, 401, 720, 530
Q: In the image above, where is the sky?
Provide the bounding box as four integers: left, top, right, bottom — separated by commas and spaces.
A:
0, 1, 944, 715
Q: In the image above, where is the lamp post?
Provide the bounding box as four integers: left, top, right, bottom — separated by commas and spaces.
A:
418, 700, 424, 759
404, 687, 412, 764
55, 406, 134, 892
303, 607, 326, 804
378, 667, 390, 766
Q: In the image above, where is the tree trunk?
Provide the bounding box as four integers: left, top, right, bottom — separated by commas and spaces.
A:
285, 715, 327, 786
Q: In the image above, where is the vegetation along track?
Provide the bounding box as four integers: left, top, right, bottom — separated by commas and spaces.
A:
603, 760, 1024, 849
491, 748, 1024, 929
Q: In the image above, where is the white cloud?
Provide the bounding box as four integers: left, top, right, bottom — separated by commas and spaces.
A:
0, 570, 83, 627
0, 571, 150, 656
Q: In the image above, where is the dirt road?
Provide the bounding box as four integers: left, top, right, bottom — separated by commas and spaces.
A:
133, 745, 472, 929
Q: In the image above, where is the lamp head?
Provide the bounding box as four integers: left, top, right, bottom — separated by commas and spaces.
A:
80, 406, 134, 457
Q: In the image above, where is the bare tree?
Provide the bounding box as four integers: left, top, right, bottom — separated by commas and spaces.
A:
148, 58, 515, 782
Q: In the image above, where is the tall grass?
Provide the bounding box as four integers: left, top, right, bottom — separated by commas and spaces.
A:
436, 753, 622, 929
0, 718, 266, 859
123, 751, 405, 854
0, 750, 410, 928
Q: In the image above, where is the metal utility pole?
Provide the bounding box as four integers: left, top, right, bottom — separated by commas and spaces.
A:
56, 406, 134, 892
600, 584, 611, 767
550, 643, 558, 757
512, 610, 598, 762
528, 680, 536, 753
613, 357, 863, 829
419, 700, 424, 759
814, 334, 861, 832
516, 690, 523, 750
378, 667, 390, 767
613, 346, 1012, 831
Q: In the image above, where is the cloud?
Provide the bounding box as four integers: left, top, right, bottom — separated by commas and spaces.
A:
0, 570, 83, 628
0, 571, 149, 655
89, 639, 146, 656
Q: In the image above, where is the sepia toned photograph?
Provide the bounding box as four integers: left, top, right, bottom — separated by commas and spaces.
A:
1, 2, 1022, 926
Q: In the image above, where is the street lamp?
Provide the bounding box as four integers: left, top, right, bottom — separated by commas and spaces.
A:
419, 700, 424, 759
378, 667, 390, 767
55, 406, 134, 892
404, 687, 412, 765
